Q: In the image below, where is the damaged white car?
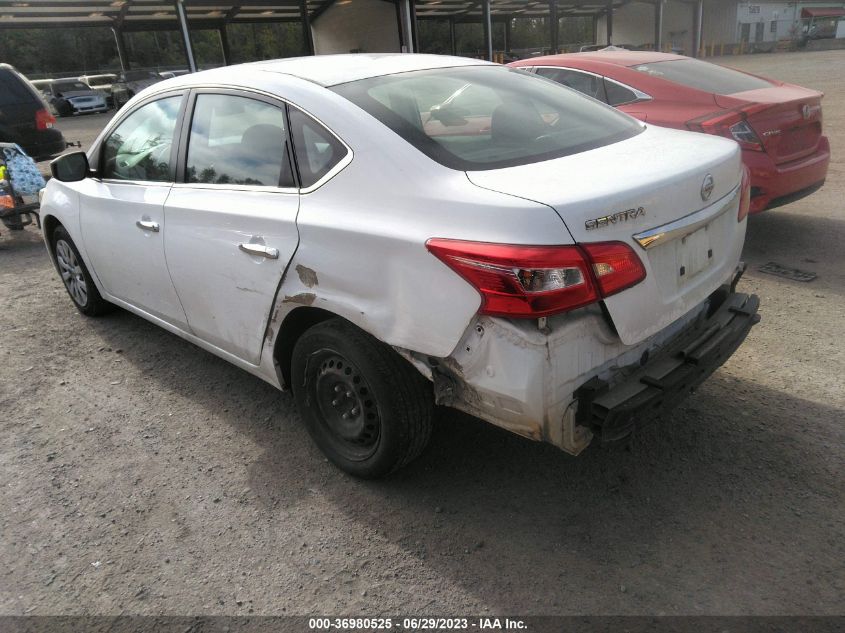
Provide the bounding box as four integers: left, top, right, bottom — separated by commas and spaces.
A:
43, 54, 759, 478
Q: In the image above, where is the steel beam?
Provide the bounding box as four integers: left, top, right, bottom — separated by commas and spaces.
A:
481, 0, 492, 60
653, 0, 663, 51
549, 0, 558, 53
174, 0, 197, 72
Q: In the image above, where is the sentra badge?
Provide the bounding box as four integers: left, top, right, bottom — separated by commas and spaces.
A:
585, 207, 645, 231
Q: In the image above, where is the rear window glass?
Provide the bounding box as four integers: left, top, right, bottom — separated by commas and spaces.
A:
53, 81, 90, 93
332, 66, 642, 171
632, 58, 773, 95
0, 69, 38, 106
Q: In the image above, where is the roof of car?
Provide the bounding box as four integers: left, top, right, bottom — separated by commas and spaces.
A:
523, 50, 687, 68
218, 53, 493, 87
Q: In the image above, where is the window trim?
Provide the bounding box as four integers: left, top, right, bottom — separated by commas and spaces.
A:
96, 90, 188, 186
528, 65, 652, 106
174, 87, 299, 194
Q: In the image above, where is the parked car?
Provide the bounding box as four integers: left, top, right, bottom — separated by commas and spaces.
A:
110, 70, 164, 108
509, 51, 829, 213
79, 73, 119, 108
0, 65, 64, 160
40, 79, 108, 116
42, 54, 758, 477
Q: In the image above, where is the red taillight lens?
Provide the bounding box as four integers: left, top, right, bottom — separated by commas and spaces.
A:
35, 108, 55, 130
425, 239, 645, 318
686, 109, 763, 152
738, 165, 751, 222
581, 241, 647, 297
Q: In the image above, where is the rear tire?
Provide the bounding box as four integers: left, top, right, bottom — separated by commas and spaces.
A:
291, 318, 433, 478
51, 225, 113, 316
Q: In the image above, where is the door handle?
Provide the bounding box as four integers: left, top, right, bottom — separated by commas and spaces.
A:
136, 219, 160, 232
239, 243, 279, 259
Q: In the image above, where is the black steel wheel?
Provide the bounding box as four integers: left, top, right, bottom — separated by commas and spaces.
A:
291, 318, 433, 478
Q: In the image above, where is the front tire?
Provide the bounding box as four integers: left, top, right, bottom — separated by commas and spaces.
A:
291, 319, 433, 478
51, 225, 112, 316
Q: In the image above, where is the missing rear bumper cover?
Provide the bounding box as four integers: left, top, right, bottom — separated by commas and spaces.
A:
575, 288, 760, 443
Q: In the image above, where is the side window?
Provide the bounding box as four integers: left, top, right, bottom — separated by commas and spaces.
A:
185, 93, 294, 187
101, 96, 181, 181
604, 79, 640, 106
536, 68, 607, 102
288, 107, 347, 189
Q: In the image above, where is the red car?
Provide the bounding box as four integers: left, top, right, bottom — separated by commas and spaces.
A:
509, 51, 829, 213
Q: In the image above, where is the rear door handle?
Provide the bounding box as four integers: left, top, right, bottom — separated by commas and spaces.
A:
239, 243, 279, 259
136, 219, 160, 232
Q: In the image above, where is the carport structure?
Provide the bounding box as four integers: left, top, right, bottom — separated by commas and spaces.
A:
407, 0, 706, 59
0, 0, 326, 71
0, 0, 706, 71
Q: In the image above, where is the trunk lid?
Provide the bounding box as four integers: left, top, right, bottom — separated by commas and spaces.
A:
716, 85, 824, 165
466, 125, 746, 345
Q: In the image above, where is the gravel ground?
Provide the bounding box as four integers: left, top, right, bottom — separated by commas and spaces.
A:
1, 50, 843, 617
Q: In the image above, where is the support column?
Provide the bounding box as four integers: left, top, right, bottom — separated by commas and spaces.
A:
481, 0, 492, 60
450, 17, 457, 55
653, 0, 663, 51
399, 0, 415, 52
692, 0, 703, 57
606, 0, 613, 46
112, 27, 130, 71
505, 17, 511, 54
219, 26, 230, 65
549, 0, 558, 54
174, 0, 197, 72
299, 0, 314, 54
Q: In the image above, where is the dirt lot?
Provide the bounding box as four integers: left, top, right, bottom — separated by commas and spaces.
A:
1, 50, 843, 617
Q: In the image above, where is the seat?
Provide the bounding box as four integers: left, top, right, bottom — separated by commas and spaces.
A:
490, 100, 547, 145
224, 123, 286, 186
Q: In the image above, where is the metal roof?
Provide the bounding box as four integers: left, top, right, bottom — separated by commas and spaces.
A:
0, 0, 635, 30
414, 0, 631, 20
0, 0, 327, 30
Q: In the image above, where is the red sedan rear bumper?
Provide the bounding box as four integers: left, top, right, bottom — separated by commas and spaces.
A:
745, 135, 830, 213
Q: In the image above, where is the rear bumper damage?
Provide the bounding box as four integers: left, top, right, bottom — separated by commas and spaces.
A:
575, 289, 760, 443
427, 268, 760, 455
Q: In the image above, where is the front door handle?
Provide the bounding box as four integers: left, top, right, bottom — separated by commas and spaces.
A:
136, 219, 160, 232
239, 243, 279, 259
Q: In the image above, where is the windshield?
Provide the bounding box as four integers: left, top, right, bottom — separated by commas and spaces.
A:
87, 76, 115, 86
124, 71, 158, 81
332, 66, 643, 171
632, 58, 773, 95
54, 81, 89, 92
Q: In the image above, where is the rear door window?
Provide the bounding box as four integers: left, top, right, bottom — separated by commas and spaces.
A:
632, 58, 773, 94
185, 93, 294, 187
535, 67, 608, 102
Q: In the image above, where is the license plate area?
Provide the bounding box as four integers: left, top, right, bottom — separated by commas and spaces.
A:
677, 224, 712, 284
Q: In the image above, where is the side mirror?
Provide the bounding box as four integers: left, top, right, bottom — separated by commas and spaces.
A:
50, 151, 92, 182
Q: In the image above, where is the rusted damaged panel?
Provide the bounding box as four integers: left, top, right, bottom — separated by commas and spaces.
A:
295, 264, 319, 288
283, 292, 316, 306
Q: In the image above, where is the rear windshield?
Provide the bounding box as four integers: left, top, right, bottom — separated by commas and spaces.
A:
0, 69, 39, 106
631, 58, 773, 95
54, 81, 90, 92
332, 66, 643, 171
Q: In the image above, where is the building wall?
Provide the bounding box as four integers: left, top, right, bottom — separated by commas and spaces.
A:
312, 0, 401, 54
596, 1, 696, 54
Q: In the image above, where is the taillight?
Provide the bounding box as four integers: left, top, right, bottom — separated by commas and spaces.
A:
687, 109, 763, 152
738, 165, 751, 222
35, 108, 55, 130
425, 239, 645, 318
580, 242, 647, 297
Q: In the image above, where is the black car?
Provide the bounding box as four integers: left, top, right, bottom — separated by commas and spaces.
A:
0, 64, 65, 160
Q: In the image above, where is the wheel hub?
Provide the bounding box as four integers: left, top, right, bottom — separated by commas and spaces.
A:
55, 239, 88, 307
314, 354, 379, 449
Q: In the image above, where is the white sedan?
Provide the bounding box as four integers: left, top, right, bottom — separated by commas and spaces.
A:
43, 54, 759, 478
